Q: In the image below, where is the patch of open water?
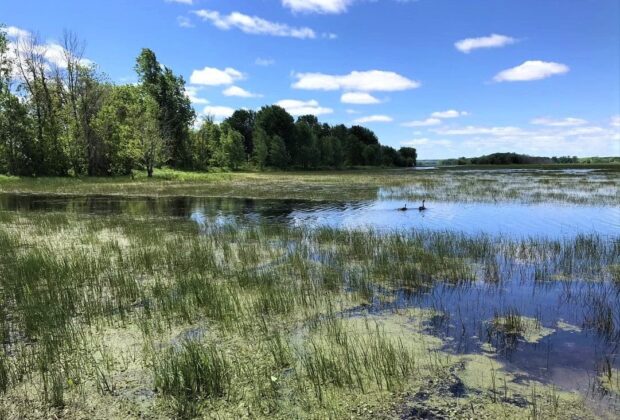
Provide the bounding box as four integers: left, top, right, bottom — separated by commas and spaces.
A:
1, 194, 617, 238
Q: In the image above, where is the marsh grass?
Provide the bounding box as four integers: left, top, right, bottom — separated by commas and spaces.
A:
0, 211, 617, 417
1, 166, 618, 204
152, 339, 231, 416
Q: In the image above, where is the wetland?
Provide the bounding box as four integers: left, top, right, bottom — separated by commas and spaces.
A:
0, 167, 618, 419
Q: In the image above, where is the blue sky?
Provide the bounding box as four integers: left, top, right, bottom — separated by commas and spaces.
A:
4, 0, 620, 159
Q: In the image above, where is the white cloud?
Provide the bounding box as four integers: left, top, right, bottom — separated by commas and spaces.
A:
5, 26, 31, 40
531, 117, 588, 127
293, 70, 419, 92
177, 16, 194, 28
455, 34, 516, 53
193, 9, 316, 39
190, 67, 244, 86
282, 0, 352, 14
433, 125, 524, 136
401, 138, 453, 148
255, 58, 275, 66
185, 86, 209, 104
354, 115, 393, 124
202, 105, 235, 120
40, 42, 94, 69
341, 92, 381, 104
346, 109, 360, 114
402, 118, 442, 127
430, 109, 468, 119
275, 99, 333, 116
166, 0, 193, 4
41, 43, 68, 68
494, 60, 569, 82
5, 27, 92, 70
609, 115, 620, 127
432, 124, 613, 140
401, 138, 430, 146
223, 85, 261, 98
415, 123, 620, 158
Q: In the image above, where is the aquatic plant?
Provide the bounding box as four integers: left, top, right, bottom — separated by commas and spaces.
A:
0, 211, 617, 417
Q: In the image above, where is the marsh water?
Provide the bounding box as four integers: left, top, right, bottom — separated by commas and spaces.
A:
1, 189, 619, 411
1, 193, 618, 237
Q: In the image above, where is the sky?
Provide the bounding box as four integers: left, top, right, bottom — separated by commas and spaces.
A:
3, 0, 620, 159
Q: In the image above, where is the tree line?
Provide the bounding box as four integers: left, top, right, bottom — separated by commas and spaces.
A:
0, 27, 416, 177
440, 153, 580, 166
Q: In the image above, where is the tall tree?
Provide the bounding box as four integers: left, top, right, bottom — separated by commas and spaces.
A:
267, 135, 289, 169
252, 128, 269, 170
399, 147, 417, 167
93, 85, 167, 176
222, 128, 246, 170
58, 31, 107, 176
255, 105, 295, 152
190, 116, 216, 171
0, 26, 34, 175
14, 33, 68, 175
224, 109, 255, 157
294, 119, 320, 168
135, 48, 194, 168
134, 96, 165, 177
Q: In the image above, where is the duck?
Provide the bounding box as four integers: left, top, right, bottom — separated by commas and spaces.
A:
418, 200, 427, 211
397, 204, 408, 211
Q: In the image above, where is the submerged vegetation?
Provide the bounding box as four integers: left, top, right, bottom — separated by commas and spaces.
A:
0, 210, 618, 418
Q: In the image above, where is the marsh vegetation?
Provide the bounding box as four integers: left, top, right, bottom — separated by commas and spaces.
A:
1, 165, 618, 204
0, 183, 618, 418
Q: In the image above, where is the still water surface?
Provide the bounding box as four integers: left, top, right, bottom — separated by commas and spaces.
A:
1, 193, 618, 238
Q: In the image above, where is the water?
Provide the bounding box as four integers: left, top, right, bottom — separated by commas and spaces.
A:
289, 200, 619, 237
357, 277, 619, 397
1, 194, 618, 238
1, 191, 618, 411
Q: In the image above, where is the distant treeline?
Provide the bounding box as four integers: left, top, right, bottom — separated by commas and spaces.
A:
440, 153, 589, 166
196, 110, 417, 171
0, 26, 415, 177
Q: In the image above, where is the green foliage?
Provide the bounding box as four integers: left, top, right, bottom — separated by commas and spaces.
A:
399, 147, 417, 167
222, 127, 246, 169
189, 117, 213, 171
440, 153, 578, 166
135, 48, 195, 168
255, 105, 295, 152
93, 85, 165, 176
268, 135, 290, 169
224, 109, 255, 155
0, 26, 414, 177
252, 128, 269, 169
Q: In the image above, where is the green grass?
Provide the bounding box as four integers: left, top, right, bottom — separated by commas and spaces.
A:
0, 211, 617, 418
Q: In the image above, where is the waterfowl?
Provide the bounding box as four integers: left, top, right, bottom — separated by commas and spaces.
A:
397, 204, 408, 211
418, 200, 426, 211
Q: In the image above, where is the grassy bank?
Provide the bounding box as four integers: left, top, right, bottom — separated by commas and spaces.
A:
1, 165, 619, 204
0, 211, 617, 418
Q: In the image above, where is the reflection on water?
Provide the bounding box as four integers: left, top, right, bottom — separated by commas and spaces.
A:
358, 276, 620, 397
1, 193, 618, 238
290, 200, 620, 237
